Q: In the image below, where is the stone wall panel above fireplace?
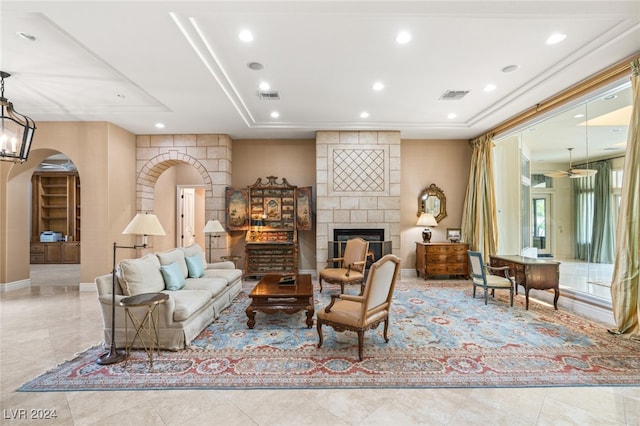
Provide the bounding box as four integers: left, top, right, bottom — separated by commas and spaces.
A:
316, 131, 401, 274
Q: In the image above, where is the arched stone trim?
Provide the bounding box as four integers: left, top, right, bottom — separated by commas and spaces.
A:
135, 153, 213, 212
134, 134, 233, 259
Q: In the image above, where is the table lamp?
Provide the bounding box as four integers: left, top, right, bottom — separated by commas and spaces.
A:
97, 212, 166, 365
203, 219, 225, 263
416, 213, 438, 243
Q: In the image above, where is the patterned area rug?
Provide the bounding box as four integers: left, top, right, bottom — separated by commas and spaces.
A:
19, 281, 640, 391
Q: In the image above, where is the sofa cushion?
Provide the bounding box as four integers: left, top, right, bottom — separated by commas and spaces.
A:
180, 244, 206, 265
161, 262, 186, 291
156, 249, 188, 279
166, 290, 212, 322
119, 253, 165, 296
183, 277, 228, 298
185, 254, 205, 278
202, 268, 243, 285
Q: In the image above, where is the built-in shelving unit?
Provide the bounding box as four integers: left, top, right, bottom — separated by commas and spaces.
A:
31, 172, 81, 264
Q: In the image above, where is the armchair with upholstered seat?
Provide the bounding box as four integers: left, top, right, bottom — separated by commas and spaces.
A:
317, 254, 401, 361
319, 237, 369, 293
467, 250, 514, 306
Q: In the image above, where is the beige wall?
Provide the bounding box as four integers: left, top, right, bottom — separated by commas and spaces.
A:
400, 139, 472, 270
154, 165, 206, 252
1, 128, 473, 288
0, 122, 136, 289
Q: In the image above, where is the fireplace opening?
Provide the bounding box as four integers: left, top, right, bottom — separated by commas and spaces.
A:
332, 229, 391, 267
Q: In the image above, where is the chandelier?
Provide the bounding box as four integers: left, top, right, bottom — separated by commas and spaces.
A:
0, 71, 36, 163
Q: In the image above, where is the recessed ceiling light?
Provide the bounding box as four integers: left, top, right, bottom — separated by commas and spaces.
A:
395, 31, 411, 44
270, 111, 280, 118
372, 82, 385, 91
155, 123, 165, 129
238, 30, 254, 42
16, 31, 37, 42
447, 113, 457, 119
502, 64, 519, 73
604, 94, 617, 100
574, 114, 585, 118
259, 82, 270, 91
247, 62, 264, 71
116, 93, 126, 99
546, 33, 567, 45
360, 112, 369, 119
610, 128, 621, 133
483, 84, 496, 92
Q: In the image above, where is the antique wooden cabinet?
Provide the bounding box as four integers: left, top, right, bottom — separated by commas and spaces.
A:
227, 176, 311, 278
416, 242, 469, 279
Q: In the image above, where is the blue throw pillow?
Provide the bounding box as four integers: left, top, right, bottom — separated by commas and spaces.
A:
161, 262, 186, 291
185, 254, 205, 278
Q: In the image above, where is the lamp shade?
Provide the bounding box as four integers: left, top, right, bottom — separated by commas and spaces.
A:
203, 219, 225, 234
416, 213, 438, 227
122, 213, 166, 236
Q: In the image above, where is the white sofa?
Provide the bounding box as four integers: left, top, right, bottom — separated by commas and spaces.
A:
95, 244, 242, 350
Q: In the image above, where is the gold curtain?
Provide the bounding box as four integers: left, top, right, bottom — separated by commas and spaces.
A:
609, 58, 640, 339
461, 134, 498, 258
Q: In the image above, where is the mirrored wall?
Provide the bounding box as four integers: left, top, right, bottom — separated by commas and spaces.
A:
494, 80, 631, 303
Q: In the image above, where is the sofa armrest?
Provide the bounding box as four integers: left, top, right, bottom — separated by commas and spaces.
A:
98, 293, 178, 328
207, 261, 235, 270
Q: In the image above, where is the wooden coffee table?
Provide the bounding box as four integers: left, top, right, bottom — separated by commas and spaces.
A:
246, 274, 314, 329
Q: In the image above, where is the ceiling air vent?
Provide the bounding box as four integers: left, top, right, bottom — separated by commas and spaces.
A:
258, 90, 280, 100
439, 90, 470, 100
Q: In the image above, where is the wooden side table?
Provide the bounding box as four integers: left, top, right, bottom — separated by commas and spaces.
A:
120, 292, 169, 370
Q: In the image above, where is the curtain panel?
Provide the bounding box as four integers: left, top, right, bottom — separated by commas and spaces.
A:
461, 134, 498, 258
573, 160, 614, 263
609, 58, 640, 339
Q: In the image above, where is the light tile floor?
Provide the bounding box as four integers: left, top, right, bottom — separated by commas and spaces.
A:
1, 267, 638, 425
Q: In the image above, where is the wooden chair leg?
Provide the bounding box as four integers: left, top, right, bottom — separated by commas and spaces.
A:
317, 321, 324, 348
357, 330, 364, 361
319, 278, 323, 292
383, 318, 389, 343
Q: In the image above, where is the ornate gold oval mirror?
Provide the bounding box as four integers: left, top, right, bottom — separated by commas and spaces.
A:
417, 183, 447, 222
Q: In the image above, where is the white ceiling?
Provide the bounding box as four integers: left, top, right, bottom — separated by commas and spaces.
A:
2, 0, 639, 146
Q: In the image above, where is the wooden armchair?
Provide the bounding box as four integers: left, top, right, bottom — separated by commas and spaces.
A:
319, 237, 369, 293
467, 250, 514, 306
317, 254, 401, 361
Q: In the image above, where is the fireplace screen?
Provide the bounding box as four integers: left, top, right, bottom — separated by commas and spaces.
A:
330, 229, 391, 267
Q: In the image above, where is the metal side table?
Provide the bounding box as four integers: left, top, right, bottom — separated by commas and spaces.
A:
120, 292, 169, 370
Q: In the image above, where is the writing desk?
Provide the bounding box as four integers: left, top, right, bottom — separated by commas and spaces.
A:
489, 255, 560, 310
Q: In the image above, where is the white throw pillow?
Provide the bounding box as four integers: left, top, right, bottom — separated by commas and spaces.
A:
119, 253, 165, 296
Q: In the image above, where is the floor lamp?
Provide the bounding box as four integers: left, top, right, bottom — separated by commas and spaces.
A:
97, 213, 166, 365
203, 219, 225, 263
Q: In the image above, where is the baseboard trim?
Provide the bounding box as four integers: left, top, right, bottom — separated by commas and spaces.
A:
0, 279, 31, 292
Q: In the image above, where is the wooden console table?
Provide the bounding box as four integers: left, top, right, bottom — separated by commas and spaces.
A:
489, 255, 560, 310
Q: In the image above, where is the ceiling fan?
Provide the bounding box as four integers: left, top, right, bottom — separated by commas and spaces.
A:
544, 148, 597, 179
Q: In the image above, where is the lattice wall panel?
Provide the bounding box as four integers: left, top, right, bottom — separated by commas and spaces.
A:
332, 149, 385, 192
